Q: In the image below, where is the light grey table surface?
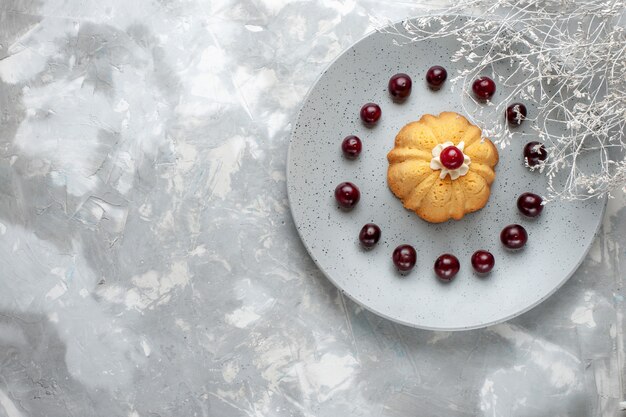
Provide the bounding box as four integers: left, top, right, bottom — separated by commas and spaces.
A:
0, 1, 624, 416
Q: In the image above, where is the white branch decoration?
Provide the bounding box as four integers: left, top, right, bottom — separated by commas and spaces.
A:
372, 0, 626, 202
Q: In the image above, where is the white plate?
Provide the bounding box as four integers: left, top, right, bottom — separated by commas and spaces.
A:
287, 16, 606, 330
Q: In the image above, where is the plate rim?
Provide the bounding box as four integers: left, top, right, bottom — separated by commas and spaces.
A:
286, 14, 608, 331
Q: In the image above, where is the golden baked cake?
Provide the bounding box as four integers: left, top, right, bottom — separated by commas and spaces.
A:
387, 112, 499, 223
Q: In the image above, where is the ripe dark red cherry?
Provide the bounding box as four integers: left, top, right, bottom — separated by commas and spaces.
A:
341, 135, 362, 159
426, 66, 447, 89
471, 250, 495, 274
523, 142, 548, 167
472, 76, 496, 100
360, 103, 381, 125
434, 254, 460, 281
500, 224, 528, 249
388, 73, 412, 100
440, 146, 464, 169
359, 223, 381, 248
392, 244, 417, 272
506, 103, 527, 125
334, 182, 360, 209
517, 192, 543, 218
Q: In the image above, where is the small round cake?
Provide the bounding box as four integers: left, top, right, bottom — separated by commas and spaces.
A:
387, 112, 499, 223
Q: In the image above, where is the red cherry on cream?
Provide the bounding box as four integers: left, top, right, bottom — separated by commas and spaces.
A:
440, 146, 464, 170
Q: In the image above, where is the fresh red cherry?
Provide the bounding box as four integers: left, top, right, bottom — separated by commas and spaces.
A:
359, 223, 381, 248
360, 103, 381, 125
440, 146, 464, 169
426, 65, 447, 89
471, 250, 495, 274
334, 182, 360, 209
523, 142, 547, 167
392, 244, 416, 272
388, 73, 412, 100
472, 76, 496, 100
517, 192, 543, 217
500, 224, 528, 249
341, 135, 362, 159
506, 103, 527, 125
434, 254, 460, 281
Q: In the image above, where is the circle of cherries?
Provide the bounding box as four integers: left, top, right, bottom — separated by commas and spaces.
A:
333, 67, 545, 278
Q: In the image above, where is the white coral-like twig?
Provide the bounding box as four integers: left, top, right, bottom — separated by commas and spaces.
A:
371, 0, 626, 202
